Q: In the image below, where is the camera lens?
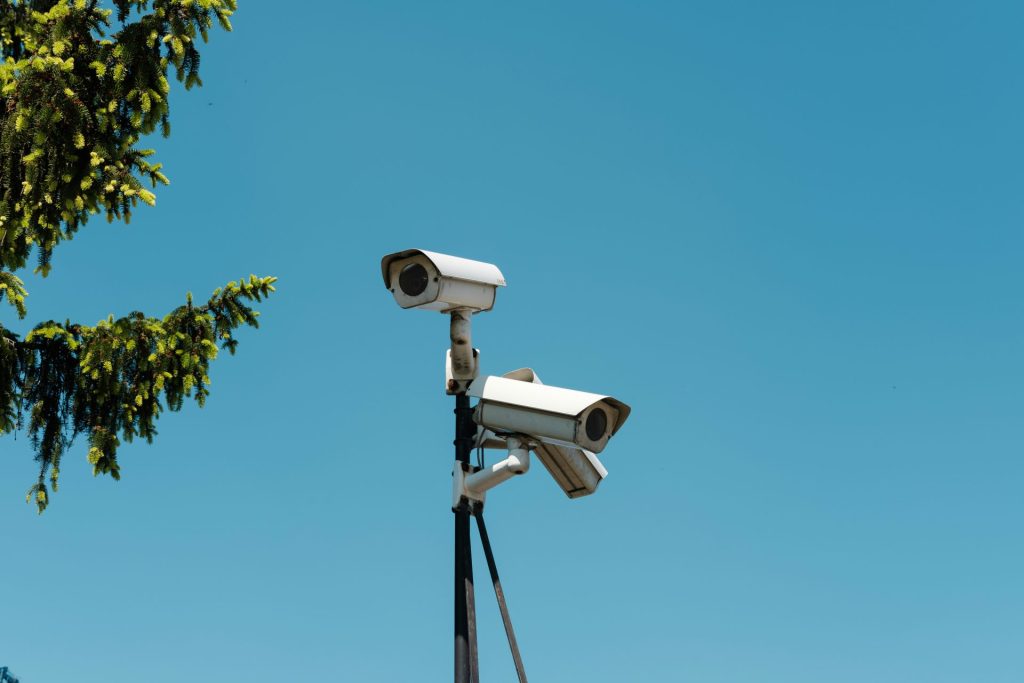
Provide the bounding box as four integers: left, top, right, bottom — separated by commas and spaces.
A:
399, 263, 429, 297
585, 408, 608, 442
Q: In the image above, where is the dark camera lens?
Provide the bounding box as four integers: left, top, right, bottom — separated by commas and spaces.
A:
585, 408, 608, 442
399, 263, 429, 297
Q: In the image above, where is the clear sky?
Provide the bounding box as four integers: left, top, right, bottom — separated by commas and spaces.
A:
2, 1, 1022, 681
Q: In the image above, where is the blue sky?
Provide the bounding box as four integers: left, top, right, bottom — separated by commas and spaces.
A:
2, 1, 1023, 681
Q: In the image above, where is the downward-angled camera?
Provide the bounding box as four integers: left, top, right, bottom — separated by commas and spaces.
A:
469, 368, 626, 499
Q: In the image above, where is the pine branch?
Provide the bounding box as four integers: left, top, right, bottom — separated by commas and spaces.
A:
0, 0, 238, 273
0, 2, 270, 514
0, 270, 27, 318
4, 274, 275, 513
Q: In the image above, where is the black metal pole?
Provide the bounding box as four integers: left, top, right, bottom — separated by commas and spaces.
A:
454, 393, 479, 683
476, 512, 529, 683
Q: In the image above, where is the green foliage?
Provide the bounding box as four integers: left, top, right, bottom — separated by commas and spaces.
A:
13, 275, 275, 512
0, 2, 276, 512
0, 271, 27, 317
0, 0, 236, 273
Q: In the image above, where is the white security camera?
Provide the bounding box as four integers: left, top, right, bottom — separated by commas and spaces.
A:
473, 368, 617, 499
533, 441, 607, 499
380, 249, 506, 313
468, 375, 630, 454
472, 427, 608, 499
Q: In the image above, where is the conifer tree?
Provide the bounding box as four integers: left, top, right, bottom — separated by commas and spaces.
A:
0, 0, 274, 512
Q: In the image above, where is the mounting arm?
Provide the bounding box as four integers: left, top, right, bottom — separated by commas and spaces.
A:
447, 309, 478, 394
453, 437, 531, 509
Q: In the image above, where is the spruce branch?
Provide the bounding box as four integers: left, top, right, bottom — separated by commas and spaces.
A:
0, 270, 27, 317
4, 275, 275, 513
0, 2, 271, 514
0, 0, 238, 273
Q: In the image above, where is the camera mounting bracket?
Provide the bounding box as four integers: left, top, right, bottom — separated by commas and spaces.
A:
452, 436, 531, 510
446, 309, 479, 394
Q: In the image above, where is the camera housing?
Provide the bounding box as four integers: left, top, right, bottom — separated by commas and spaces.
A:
533, 441, 607, 499
474, 368, 619, 499
381, 249, 506, 313
468, 375, 630, 454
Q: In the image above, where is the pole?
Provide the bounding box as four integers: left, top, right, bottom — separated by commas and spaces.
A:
454, 393, 479, 683
476, 512, 529, 683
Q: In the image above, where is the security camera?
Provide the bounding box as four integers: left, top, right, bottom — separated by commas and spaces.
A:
468, 375, 630, 454
381, 249, 506, 313
474, 368, 618, 499
534, 441, 607, 499
473, 426, 608, 499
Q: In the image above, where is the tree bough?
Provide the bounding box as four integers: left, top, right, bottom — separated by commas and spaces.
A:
0, 1, 275, 512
